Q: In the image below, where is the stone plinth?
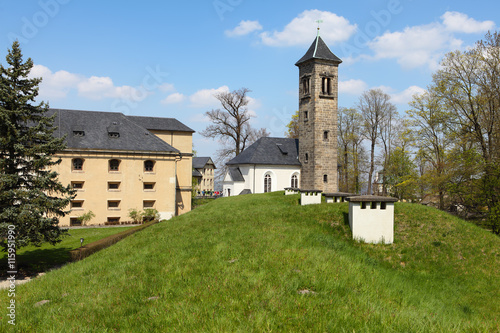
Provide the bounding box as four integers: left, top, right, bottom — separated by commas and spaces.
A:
323, 192, 357, 203
284, 187, 299, 195
299, 189, 322, 205
346, 195, 398, 244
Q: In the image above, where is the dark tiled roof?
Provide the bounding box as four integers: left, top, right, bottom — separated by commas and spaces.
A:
192, 169, 203, 177
192, 156, 215, 169
239, 189, 252, 195
127, 115, 194, 133
226, 137, 301, 166
295, 36, 342, 66
49, 109, 180, 153
228, 167, 245, 182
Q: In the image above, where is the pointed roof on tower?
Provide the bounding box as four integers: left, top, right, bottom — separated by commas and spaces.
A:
295, 35, 342, 66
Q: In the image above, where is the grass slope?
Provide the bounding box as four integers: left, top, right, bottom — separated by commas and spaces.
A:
1, 192, 499, 332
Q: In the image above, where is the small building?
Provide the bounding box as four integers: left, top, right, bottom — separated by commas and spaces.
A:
49, 109, 194, 226
192, 157, 216, 195
222, 137, 301, 196
346, 195, 398, 244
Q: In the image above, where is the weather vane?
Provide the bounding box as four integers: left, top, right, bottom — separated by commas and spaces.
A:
316, 19, 323, 36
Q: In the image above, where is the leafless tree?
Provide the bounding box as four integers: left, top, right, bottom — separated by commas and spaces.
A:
358, 88, 396, 195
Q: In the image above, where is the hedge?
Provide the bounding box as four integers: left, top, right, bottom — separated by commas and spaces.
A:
69, 220, 158, 262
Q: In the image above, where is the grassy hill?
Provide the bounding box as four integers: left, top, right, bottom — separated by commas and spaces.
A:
1, 192, 499, 332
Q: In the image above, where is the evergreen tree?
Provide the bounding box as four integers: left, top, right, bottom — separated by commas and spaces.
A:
0, 41, 74, 251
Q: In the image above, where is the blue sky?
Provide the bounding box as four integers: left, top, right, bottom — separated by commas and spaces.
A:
1, 0, 498, 161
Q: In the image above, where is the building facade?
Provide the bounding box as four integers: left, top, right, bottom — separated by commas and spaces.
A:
192, 156, 216, 194
50, 109, 194, 226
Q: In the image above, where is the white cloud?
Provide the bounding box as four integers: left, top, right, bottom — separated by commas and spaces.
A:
161, 92, 186, 105
77, 76, 149, 101
339, 79, 368, 95
158, 83, 175, 92
189, 86, 230, 108
29, 64, 81, 100
30, 64, 151, 102
368, 23, 463, 69
225, 20, 263, 37
260, 9, 356, 47
390, 85, 426, 105
441, 11, 495, 33
367, 12, 495, 70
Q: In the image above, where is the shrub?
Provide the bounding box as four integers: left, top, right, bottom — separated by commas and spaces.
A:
78, 211, 95, 226
143, 208, 160, 222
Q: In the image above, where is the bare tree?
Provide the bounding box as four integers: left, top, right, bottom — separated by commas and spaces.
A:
358, 88, 396, 195
338, 107, 364, 193
202, 88, 269, 187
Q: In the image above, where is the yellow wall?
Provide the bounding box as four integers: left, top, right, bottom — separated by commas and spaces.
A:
54, 151, 180, 226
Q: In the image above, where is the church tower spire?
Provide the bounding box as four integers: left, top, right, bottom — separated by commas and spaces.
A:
296, 33, 342, 192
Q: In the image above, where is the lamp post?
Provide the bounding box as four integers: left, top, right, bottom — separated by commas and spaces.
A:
80, 238, 84, 247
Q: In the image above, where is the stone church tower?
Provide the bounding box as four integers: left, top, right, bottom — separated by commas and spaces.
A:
296, 32, 342, 192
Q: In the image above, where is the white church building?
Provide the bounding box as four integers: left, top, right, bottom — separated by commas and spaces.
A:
222, 137, 300, 196
223, 31, 341, 196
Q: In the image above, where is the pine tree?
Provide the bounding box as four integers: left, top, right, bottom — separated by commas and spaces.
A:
0, 41, 74, 252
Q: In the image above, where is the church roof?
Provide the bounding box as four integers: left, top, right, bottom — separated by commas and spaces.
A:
228, 167, 245, 181
295, 35, 342, 66
49, 109, 180, 153
226, 137, 301, 166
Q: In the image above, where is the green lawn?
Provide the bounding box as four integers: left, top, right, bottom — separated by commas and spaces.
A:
1, 192, 499, 332
0, 227, 133, 276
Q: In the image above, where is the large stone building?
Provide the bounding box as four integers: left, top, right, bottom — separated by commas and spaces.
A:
222, 33, 341, 195
49, 109, 194, 226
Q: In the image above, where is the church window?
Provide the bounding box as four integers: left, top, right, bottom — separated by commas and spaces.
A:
305, 153, 309, 163
323, 131, 329, 140
321, 77, 332, 95
304, 111, 308, 121
302, 77, 310, 95
291, 174, 298, 188
323, 174, 328, 183
264, 174, 272, 193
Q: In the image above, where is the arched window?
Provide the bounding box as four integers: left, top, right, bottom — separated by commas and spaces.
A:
291, 174, 298, 188
323, 174, 328, 183
144, 160, 155, 172
72, 158, 84, 171
109, 159, 120, 171
305, 153, 309, 163
264, 174, 272, 193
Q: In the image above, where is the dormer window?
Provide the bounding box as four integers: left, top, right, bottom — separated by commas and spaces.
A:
108, 132, 120, 138
73, 130, 85, 137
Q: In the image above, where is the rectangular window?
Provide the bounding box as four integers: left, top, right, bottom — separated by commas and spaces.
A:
370, 202, 377, 209
361, 202, 367, 209
70, 201, 83, 209
380, 202, 387, 210
143, 200, 155, 208
108, 182, 120, 190
70, 218, 81, 226
107, 217, 120, 225
71, 181, 84, 189
108, 200, 120, 209
143, 182, 155, 190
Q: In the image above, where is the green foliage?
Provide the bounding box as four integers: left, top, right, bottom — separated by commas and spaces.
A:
4, 192, 499, 331
384, 148, 418, 200
128, 208, 143, 224
488, 202, 500, 235
142, 208, 160, 222
0, 41, 74, 251
77, 210, 95, 226
285, 110, 299, 138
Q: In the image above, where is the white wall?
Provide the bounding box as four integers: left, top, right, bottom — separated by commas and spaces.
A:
222, 164, 301, 196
